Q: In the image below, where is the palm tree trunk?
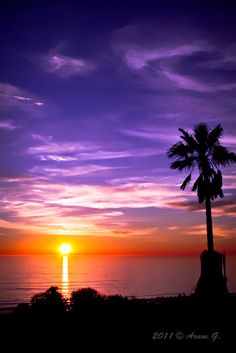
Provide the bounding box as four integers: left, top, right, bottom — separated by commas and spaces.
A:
205, 194, 214, 252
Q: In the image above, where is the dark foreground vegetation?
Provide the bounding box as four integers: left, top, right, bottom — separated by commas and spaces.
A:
0, 287, 235, 349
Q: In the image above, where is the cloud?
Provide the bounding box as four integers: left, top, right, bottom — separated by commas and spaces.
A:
27, 136, 160, 161
27, 140, 91, 154
40, 52, 97, 78
77, 148, 159, 160
223, 175, 236, 191
38, 155, 77, 162
184, 224, 236, 238
121, 127, 178, 143
162, 68, 236, 93
113, 25, 236, 93
37, 148, 159, 161
0, 176, 185, 216
0, 83, 44, 108
31, 133, 53, 143
122, 43, 210, 70
38, 181, 185, 209
195, 45, 236, 70
1, 175, 165, 238
0, 119, 19, 130
2, 171, 234, 241
30, 165, 117, 177
168, 198, 236, 217
223, 135, 236, 147
167, 226, 180, 230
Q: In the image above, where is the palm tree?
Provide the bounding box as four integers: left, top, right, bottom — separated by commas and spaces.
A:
167, 123, 236, 253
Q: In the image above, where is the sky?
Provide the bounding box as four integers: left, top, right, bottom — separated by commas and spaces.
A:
0, 0, 236, 255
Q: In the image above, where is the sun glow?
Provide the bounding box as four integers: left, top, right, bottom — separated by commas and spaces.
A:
59, 244, 72, 255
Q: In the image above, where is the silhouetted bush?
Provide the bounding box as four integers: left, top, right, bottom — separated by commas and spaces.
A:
30, 286, 67, 318
105, 294, 129, 304
70, 287, 104, 317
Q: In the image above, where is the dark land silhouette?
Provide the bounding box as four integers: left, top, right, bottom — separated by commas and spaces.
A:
0, 286, 235, 349
168, 123, 236, 298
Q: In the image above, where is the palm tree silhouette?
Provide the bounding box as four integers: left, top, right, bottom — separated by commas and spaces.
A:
167, 123, 236, 253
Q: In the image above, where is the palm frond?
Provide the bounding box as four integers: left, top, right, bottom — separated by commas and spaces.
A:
167, 142, 189, 158
207, 123, 223, 147
192, 175, 202, 192
212, 145, 236, 167
180, 173, 191, 190
216, 169, 223, 188
211, 170, 224, 200
170, 156, 196, 171
196, 176, 206, 203
191, 174, 206, 203
178, 128, 196, 151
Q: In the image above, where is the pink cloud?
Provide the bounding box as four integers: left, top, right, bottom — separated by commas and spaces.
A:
30, 165, 118, 177
40, 52, 96, 78
27, 141, 90, 154
1, 174, 235, 240
38, 155, 77, 162
0, 176, 186, 230
185, 224, 236, 238
223, 134, 236, 147
0, 119, 18, 130
0, 83, 44, 107
78, 148, 159, 160
123, 43, 209, 70
33, 181, 186, 209
168, 197, 236, 218
27, 137, 159, 160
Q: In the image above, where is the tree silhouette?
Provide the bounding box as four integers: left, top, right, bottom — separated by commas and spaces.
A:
30, 286, 67, 318
70, 287, 104, 316
167, 123, 236, 252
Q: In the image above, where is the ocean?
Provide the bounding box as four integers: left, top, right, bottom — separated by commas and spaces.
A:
0, 255, 236, 308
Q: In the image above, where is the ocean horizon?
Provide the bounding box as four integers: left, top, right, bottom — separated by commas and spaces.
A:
0, 255, 236, 308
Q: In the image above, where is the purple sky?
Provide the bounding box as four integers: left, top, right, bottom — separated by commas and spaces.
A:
0, 1, 236, 254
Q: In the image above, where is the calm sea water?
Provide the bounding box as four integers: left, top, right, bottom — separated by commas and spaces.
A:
0, 255, 235, 308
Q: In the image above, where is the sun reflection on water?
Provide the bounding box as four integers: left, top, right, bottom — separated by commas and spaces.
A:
62, 255, 69, 298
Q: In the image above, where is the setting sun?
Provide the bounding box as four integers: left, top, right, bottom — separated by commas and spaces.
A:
59, 244, 72, 255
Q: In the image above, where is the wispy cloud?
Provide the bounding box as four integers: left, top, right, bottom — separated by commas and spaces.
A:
122, 43, 210, 70
167, 226, 180, 231
31, 133, 53, 143
27, 140, 90, 154
1, 177, 183, 237
168, 198, 236, 218
0, 83, 44, 107
27, 136, 160, 161
162, 68, 236, 93
184, 224, 236, 238
38, 155, 77, 162
113, 25, 236, 93
30, 164, 117, 177
40, 51, 97, 78
78, 148, 159, 160
121, 127, 178, 143
0, 119, 19, 130
223, 135, 236, 147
